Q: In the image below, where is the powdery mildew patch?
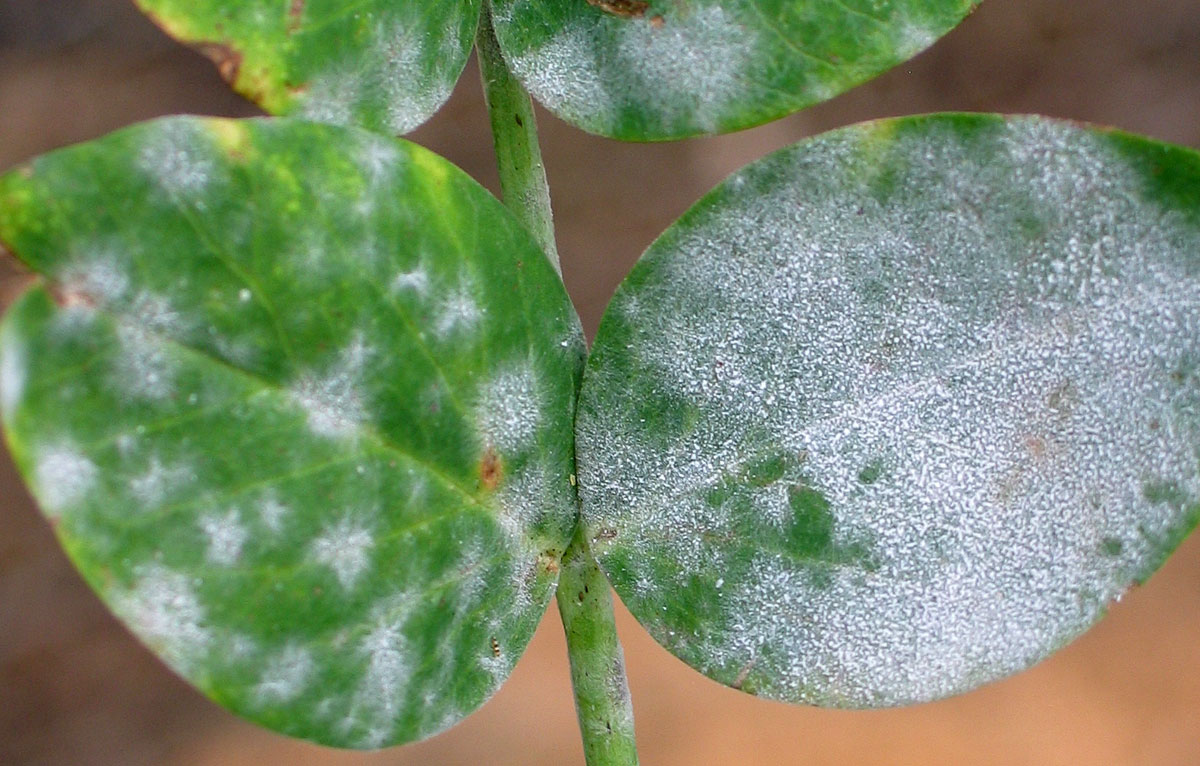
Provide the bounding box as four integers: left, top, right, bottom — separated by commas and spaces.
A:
129, 457, 193, 508
258, 493, 290, 534
474, 362, 542, 454
345, 613, 412, 748
310, 516, 375, 590
113, 563, 211, 672
289, 333, 371, 439
579, 118, 1200, 706
503, 4, 752, 135
200, 508, 249, 566
435, 286, 483, 337
0, 321, 26, 416
112, 323, 176, 401
254, 644, 316, 705
137, 120, 218, 197
33, 442, 98, 516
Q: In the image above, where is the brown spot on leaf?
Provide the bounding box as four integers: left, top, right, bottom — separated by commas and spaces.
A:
287, 0, 305, 34
586, 0, 651, 19
538, 550, 560, 574
650, 14, 665, 27
732, 658, 757, 689
196, 43, 243, 84
48, 283, 97, 311
595, 527, 618, 541
479, 447, 503, 491
490, 637, 501, 657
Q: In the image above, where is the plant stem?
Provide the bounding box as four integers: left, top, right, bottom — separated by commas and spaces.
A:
556, 523, 640, 766
476, 9, 638, 765
476, 4, 560, 274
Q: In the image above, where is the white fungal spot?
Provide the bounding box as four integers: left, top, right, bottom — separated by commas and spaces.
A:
506, 5, 754, 135
129, 457, 192, 508
390, 268, 429, 295
310, 517, 374, 590
299, 67, 361, 126
113, 323, 175, 401
345, 613, 412, 748
138, 121, 216, 196
357, 136, 402, 185
57, 255, 129, 311
435, 288, 482, 336
113, 564, 210, 671
577, 118, 1200, 707
238, 288, 252, 303
258, 494, 290, 534
376, 19, 446, 134
34, 443, 97, 516
289, 333, 371, 439
475, 363, 542, 454
200, 508, 249, 566
255, 644, 316, 705
0, 325, 26, 416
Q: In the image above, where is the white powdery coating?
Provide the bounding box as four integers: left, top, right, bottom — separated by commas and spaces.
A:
505, 4, 754, 134
310, 517, 375, 590
390, 268, 429, 296
113, 564, 210, 672
506, 24, 614, 128
475, 363, 542, 454
298, 14, 460, 134
289, 333, 371, 439
377, 18, 453, 134
346, 615, 412, 748
579, 119, 1200, 706
112, 323, 176, 401
258, 494, 290, 534
299, 67, 361, 126
57, 254, 129, 310
613, 6, 752, 134
435, 288, 482, 337
129, 457, 193, 508
34, 443, 98, 516
138, 121, 216, 196
0, 324, 26, 416
255, 644, 316, 705
200, 508, 249, 566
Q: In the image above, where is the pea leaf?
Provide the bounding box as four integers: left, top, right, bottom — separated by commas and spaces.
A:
577, 114, 1200, 706
0, 117, 585, 748
490, 0, 978, 141
132, 0, 481, 134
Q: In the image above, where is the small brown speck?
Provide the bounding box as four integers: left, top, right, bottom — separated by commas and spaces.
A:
479, 448, 503, 491
490, 637, 501, 657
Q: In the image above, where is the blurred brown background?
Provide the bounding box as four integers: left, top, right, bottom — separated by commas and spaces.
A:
2, 1, 1199, 764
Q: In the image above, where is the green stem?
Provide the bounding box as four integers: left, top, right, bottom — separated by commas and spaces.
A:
476, 8, 638, 764
556, 524, 640, 766
476, 4, 560, 273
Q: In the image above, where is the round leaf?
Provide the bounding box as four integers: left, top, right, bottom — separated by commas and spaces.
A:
133, 0, 481, 134
0, 117, 585, 747
490, 0, 978, 141
577, 114, 1200, 706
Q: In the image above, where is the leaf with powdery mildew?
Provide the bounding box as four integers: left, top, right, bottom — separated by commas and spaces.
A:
490, 0, 977, 140
577, 114, 1200, 706
133, 0, 480, 134
0, 116, 585, 748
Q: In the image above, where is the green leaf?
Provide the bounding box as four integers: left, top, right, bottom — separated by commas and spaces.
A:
132, 0, 481, 134
0, 116, 585, 747
490, 0, 978, 141
576, 114, 1200, 706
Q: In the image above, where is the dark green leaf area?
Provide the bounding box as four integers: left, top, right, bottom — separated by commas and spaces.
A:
577, 114, 1200, 708
490, 0, 977, 140
132, 0, 481, 135
0, 117, 584, 748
